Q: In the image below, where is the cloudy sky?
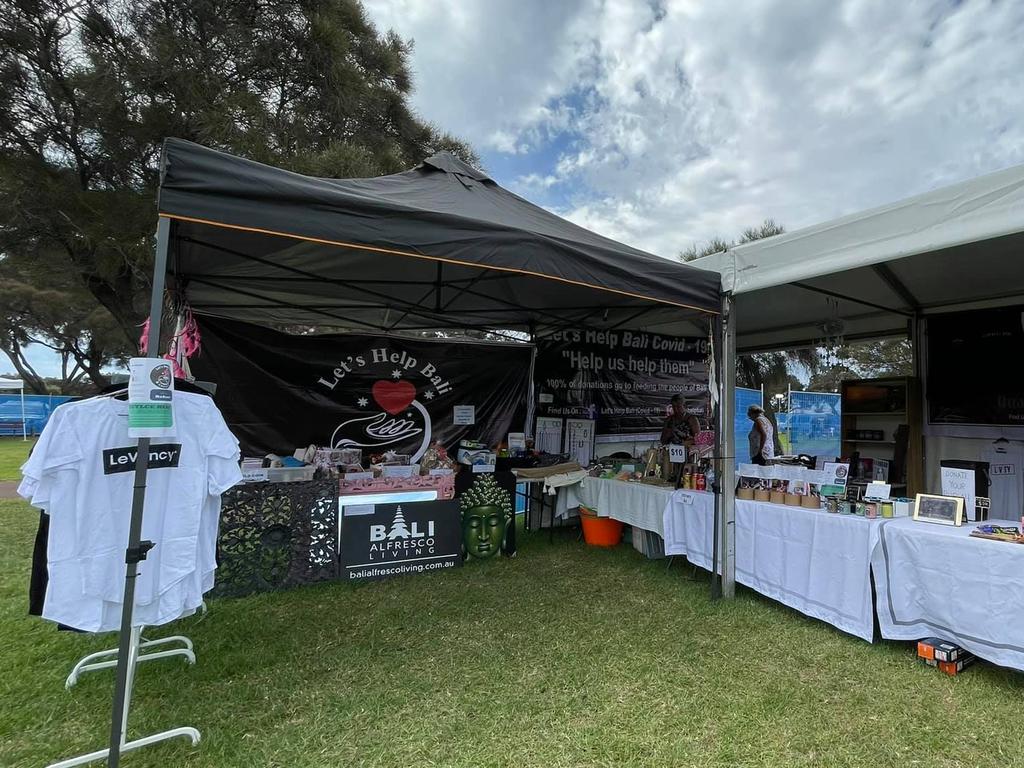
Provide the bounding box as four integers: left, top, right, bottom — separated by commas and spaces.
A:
366, 0, 1023, 256
6, 0, 1023, 379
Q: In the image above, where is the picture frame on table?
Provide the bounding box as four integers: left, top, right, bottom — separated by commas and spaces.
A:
912, 493, 965, 527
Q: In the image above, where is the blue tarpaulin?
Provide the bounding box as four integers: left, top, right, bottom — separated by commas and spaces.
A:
0, 394, 73, 436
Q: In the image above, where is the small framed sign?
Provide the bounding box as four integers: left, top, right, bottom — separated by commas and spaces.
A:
912, 493, 965, 527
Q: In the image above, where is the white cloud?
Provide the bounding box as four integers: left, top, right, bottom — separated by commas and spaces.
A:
367, 0, 1024, 258
362, 0, 597, 151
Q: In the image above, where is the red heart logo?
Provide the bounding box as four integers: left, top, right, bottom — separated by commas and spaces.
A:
372, 380, 417, 415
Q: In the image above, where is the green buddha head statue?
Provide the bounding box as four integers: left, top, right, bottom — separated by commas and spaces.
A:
459, 474, 513, 559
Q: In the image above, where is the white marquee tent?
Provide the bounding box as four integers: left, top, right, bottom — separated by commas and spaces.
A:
0, 378, 28, 441
689, 162, 1024, 593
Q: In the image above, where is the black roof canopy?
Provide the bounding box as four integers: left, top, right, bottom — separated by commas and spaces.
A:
157, 138, 720, 336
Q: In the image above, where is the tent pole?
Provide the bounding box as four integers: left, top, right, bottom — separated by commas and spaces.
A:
718, 292, 736, 599
710, 313, 722, 599
106, 216, 170, 768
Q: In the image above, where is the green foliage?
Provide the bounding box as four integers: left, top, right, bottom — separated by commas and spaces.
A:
0, 0, 476, 386
0, 244, 127, 392
679, 219, 784, 262
738, 218, 785, 243
808, 338, 913, 392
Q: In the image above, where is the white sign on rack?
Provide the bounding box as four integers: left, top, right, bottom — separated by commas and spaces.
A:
566, 418, 596, 466
127, 357, 175, 438
535, 416, 564, 455
668, 444, 687, 463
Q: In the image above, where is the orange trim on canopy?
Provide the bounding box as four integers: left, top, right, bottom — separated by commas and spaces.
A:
160, 213, 720, 316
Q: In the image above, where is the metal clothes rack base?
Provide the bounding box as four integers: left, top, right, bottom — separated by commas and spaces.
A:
65, 632, 196, 690
47, 626, 200, 767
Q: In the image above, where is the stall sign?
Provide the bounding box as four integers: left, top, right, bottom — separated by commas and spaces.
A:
341, 500, 462, 581
534, 329, 709, 436
127, 357, 175, 437
192, 317, 532, 459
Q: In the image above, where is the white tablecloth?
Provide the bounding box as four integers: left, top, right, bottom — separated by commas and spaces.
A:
735, 500, 882, 642
556, 477, 675, 536
872, 517, 1024, 671
662, 490, 717, 571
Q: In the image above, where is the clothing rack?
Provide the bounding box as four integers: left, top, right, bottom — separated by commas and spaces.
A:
64, 625, 198, 689
47, 628, 200, 768
47, 216, 200, 767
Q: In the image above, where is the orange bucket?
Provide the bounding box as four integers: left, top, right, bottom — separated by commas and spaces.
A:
578, 505, 623, 547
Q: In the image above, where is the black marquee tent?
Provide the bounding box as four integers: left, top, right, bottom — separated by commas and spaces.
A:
156, 138, 720, 335
97, 138, 725, 766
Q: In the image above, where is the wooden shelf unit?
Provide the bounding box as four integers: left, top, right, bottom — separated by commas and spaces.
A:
840, 376, 922, 496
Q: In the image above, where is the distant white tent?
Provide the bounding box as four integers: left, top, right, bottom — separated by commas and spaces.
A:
0, 378, 27, 441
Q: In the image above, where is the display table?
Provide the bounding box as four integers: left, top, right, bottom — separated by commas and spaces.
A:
556, 477, 675, 536
872, 517, 1024, 672
735, 500, 881, 642
662, 490, 717, 571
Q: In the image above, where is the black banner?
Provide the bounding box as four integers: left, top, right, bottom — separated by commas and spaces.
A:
193, 318, 532, 458
928, 305, 1024, 427
340, 500, 462, 581
534, 329, 709, 435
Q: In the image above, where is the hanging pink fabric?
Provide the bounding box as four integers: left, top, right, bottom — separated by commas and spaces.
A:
138, 307, 202, 379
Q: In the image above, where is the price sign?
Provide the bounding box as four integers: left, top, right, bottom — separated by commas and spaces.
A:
668, 444, 687, 463
453, 405, 476, 425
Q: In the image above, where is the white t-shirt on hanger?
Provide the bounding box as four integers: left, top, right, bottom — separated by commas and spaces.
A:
981, 442, 1024, 521
20, 391, 241, 632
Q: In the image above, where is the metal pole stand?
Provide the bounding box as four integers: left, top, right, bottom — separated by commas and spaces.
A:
46, 626, 201, 768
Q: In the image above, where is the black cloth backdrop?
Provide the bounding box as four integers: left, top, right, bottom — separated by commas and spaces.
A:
928, 304, 1024, 427
192, 318, 532, 458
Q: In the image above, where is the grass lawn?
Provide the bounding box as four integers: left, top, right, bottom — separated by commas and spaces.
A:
1, 500, 1022, 768
0, 437, 33, 482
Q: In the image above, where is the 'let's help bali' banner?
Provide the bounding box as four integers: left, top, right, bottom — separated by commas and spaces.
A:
192, 318, 532, 458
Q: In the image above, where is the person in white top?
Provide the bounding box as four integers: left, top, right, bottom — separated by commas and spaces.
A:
747, 404, 775, 464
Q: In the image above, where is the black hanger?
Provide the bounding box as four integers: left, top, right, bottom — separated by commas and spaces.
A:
95, 377, 213, 399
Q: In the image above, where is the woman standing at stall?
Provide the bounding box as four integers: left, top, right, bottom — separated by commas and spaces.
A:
747, 404, 775, 465
661, 394, 701, 449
